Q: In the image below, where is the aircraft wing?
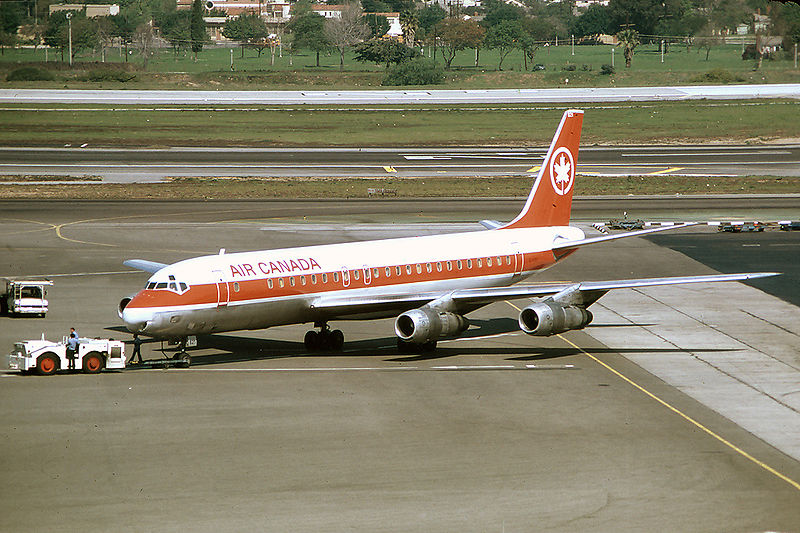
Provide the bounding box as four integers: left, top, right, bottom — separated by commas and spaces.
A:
310, 272, 778, 319
124, 259, 168, 274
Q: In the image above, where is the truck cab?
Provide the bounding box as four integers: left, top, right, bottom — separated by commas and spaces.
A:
2, 280, 53, 317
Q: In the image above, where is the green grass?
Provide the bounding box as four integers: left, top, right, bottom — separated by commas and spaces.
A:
0, 175, 795, 200
2, 43, 799, 89
1, 100, 797, 146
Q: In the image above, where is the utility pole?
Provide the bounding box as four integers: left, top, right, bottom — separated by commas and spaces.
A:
661, 39, 664, 63
571, 34, 574, 55
611, 46, 614, 67
66, 12, 73, 66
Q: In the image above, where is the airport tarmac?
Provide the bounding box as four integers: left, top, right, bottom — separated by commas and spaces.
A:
1, 199, 799, 532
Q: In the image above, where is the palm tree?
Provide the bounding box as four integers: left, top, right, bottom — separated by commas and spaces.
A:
400, 9, 419, 48
616, 28, 640, 68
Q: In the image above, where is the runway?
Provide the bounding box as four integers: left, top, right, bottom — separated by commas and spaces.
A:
1, 199, 799, 532
2, 84, 800, 104
2, 144, 799, 181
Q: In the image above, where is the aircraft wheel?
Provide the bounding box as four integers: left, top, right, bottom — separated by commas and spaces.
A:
329, 330, 344, 351
304, 330, 319, 351
36, 353, 58, 376
82, 352, 104, 374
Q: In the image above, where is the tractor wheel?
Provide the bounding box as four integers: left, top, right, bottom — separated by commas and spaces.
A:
82, 352, 104, 374
36, 353, 58, 376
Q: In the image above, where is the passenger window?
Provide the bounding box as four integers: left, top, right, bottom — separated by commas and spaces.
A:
233, 282, 240, 292
343, 271, 349, 282
322, 273, 328, 283
416, 264, 422, 274
456, 261, 462, 270
290, 277, 295, 287
426, 263, 432, 273
406, 265, 412, 275
447, 261, 452, 271
373, 268, 379, 278
279, 278, 284, 288
396, 266, 402, 276
311, 274, 317, 284
436, 262, 442, 272
467, 259, 473, 269
267, 279, 273, 289
333, 272, 339, 282
506, 256, 511, 265
477, 258, 482, 268
487, 257, 492, 267
300, 276, 306, 286
386, 267, 391, 277
354, 270, 360, 280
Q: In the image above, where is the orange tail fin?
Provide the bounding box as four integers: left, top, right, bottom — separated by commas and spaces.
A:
502, 109, 584, 229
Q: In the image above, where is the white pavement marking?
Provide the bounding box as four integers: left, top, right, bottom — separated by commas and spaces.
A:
179, 364, 577, 372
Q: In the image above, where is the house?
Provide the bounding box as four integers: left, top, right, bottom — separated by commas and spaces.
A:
49, 3, 120, 17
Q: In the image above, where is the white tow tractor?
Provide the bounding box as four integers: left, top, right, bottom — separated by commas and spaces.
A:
8, 336, 126, 375
1, 279, 53, 317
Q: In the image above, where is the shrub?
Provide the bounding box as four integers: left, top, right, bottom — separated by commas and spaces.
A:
690, 68, 745, 83
84, 69, 136, 82
6, 67, 55, 81
382, 58, 444, 86
562, 64, 576, 71
600, 64, 614, 75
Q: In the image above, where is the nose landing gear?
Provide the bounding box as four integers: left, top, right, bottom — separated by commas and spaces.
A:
304, 323, 344, 351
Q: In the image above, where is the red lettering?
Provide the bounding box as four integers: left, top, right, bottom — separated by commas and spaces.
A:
243, 264, 256, 276
269, 261, 280, 273
258, 262, 270, 274
290, 260, 300, 271
230, 265, 243, 277
309, 258, 321, 270
277, 260, 289, 272
298, 258, 310, 270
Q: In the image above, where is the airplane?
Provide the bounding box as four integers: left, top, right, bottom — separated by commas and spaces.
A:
119, 109, 776, 353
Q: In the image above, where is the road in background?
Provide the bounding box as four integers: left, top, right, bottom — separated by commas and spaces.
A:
1, 144, 799, 181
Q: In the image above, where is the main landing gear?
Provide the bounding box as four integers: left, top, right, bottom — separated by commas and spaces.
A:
304, 322, 344, 351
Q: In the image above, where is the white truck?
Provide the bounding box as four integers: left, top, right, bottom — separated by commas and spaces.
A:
1, 279, 53, 317
8, 336, 126, 375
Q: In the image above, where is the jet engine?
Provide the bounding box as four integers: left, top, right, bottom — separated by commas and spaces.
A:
518, 302, 593, 336
118, 296, 133, 319
395, 308, 469, 344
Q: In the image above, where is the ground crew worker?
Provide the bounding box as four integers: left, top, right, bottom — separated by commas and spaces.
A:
66, 328, 78, 370
129, 334, 143, 364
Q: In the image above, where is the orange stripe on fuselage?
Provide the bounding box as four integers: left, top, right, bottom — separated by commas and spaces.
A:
126, 250, 558, 310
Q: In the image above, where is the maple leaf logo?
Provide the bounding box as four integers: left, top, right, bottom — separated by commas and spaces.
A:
549, 148, 574, 196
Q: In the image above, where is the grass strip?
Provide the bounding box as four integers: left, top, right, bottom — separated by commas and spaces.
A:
0, 175, 794, 200
0, 100, 798, 146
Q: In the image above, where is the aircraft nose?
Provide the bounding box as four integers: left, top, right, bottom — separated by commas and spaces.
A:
121, 305, 151, 334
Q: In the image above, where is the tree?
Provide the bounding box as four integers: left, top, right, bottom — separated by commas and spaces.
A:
482, 0, 524, 28
0, 1, 21, 54
160, 9, 191, 56
418, 4, 446, 33
399, 9, 418, 47
43, 11, 99, 63
607, 0, 662, 34
519, 17, 554, 70
353, 37, 418, 68
190, 0, 207, 60
484, 19, 525, 70
287, 11, 329, 67
616, 28, 640, 68
325, 4, 370, 70
571, 3, 612, 37
438, 17, 484, 69
363, 13, 389, 38
223, 12, 270, 58
134, 21, 156, 68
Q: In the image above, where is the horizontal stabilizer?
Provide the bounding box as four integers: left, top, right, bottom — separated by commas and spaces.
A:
124, 259, 168, 274
552, 223, 697, 252
479, 220, 504, 230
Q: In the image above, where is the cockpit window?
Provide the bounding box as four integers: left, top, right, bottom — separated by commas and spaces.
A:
147, 280, 190, 294
155, 282, 168, 289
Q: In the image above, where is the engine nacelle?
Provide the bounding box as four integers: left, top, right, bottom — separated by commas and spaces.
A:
395, 308, 469, 344
518, 302, 593, 336
118, 296, 134, 319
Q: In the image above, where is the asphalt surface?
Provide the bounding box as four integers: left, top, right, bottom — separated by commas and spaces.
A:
1, 199, 799, 532
2, 144, 799, 181
2, 84, 800, 104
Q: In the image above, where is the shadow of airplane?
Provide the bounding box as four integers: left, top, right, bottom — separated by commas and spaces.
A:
106, 317, 737, 367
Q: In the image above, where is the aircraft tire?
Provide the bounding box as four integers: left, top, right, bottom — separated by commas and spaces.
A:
304, 330, 319, 351
330, 330, 344, 351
